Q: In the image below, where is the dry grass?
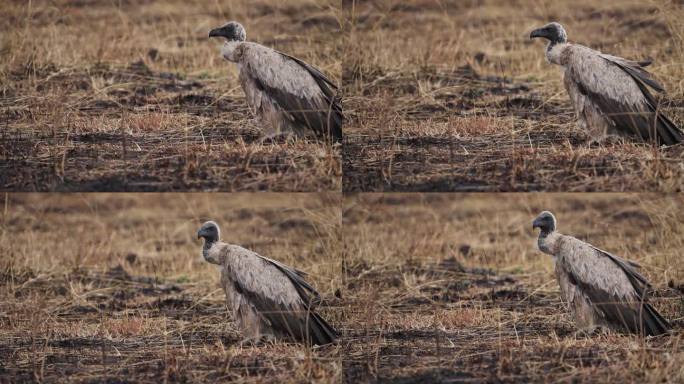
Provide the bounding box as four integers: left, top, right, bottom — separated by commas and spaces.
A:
2, 193, 683, 382
342, 0, 684, 192
0, 0, 342, 191
0, 193, 342, 382
340, 194, 684, 382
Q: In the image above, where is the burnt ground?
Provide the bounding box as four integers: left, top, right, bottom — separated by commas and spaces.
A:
1, 61, 339, 191
341, 259, 683, 382
343, 65, 684, 193
0, 265, 341, 383
0, 0, 342, 192
342, 0, 684, 192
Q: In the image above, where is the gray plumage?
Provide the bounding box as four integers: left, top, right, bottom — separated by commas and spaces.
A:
530, 22, 683, 145
533, 211, 670, 336
209, 22, 342, 142
197, 221, 337, 345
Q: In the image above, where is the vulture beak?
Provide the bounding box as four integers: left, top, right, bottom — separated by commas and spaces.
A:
529, 28, 547, 40
197, 230, 203, 239
208, 27, 226, 39
532, 218, 542, 230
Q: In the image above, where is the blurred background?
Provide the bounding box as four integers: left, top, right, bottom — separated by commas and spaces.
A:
346, 0, 683, 95
1, 193, 341, 281
2, 0, 341, 81
344, 193, 684, 280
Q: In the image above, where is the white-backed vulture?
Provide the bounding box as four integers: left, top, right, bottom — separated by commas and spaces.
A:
197, 221, 337, 345
532, 211, 670, 336
530, 22, 683, 145
209, 21, 342, 142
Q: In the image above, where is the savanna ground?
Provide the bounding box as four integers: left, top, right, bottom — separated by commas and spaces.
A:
343, 0, 684, 192
341, 194, 684, 382
0, 0, 342, 191
0, 193, 342, 382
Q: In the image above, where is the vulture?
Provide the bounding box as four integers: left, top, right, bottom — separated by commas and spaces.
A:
197, 221, 337, 346
209, 21, 343, 142
530, 22, 683, 145
532, 211, 670, 336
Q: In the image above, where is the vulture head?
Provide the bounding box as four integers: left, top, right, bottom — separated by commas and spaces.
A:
530, 22, 567, 45
209, 21, 247, 42
197, 221, 221, 244
532, 211, 557, 234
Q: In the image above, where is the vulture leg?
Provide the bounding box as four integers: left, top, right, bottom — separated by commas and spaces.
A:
234, 300, 276, 345
564, 70, 611, 143
237, 304, 259, 341
558, 266, 609, 330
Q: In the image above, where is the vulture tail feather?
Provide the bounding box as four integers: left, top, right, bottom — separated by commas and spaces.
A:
641, 303, 670, 336
630, 80, 684, 145
307, 311, 337, 345
653, 109, 683, 146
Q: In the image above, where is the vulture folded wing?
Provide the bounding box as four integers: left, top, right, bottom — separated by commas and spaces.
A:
258, 254, 322, 307
599, 54, 663, 93
565, 45, 683, 145
588, 245, 649, 295
254, 254, 337, 344
587, 245, 670, 335
241, 45, 342, 141
279, 52, 343, 140
559, 237, 669, 335
228, 249, 336, 345
279, 52, 338, 94
600, 54, 682, 145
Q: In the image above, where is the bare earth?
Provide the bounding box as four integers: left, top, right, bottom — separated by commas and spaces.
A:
0, 0, 342, 191
343, 0, 684, 192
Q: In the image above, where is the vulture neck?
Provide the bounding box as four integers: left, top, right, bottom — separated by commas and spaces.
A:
538, 230, 560, 256
202, 238, 219, 262
545, 42, 567, 65
221, 41, 242, 62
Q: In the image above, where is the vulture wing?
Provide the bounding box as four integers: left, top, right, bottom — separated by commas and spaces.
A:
599, 54, 663, 93
225, 245, 337, 345
257, 254, 323, 307
557, 236, 669, 336
240, 43, 342, 141
564, 45, 683, 145
587, 245, 650, 295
